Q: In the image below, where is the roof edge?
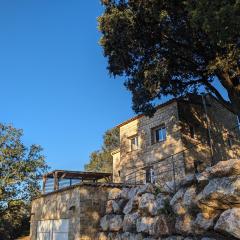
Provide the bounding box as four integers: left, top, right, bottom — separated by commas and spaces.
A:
115, 98, 177, 128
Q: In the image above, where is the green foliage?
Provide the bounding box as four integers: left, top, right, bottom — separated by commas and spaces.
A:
85, 127, 120, 173
154, 186, 163, 196
99, 0, 240, 116
0, 123, 48, 240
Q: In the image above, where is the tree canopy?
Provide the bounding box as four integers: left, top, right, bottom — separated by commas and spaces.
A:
99, 0, 240, 116
84, 127, 119, 173
0, 123, 48, 239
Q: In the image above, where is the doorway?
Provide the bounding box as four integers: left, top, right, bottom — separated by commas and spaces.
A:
37, 219, 69, 240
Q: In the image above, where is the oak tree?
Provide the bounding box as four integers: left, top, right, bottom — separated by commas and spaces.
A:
99, 0, 240, 116
85, 127, 119, 173
0, 123, 48, 239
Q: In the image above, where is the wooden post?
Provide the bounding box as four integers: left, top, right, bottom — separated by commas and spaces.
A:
42, 175, 47, 194
54, 171, 59, 191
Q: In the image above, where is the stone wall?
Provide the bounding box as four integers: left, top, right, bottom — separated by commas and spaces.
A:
30, 183, 129, 240
178, 94, 240, 173
113, 94, 240, 187
178, 95, 212, 173
205, 95, 240, 162
99, 159, 240, 240
30, 186, 81, 240
113, 101, 185, 185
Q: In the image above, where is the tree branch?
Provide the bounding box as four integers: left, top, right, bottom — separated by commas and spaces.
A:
202, 78, 234, 111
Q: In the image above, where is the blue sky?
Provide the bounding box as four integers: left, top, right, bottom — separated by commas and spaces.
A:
0, 1, 230, 171
0, 0, 134, 170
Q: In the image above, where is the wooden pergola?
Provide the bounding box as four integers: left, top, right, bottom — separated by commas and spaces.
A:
42, 170, 112, 193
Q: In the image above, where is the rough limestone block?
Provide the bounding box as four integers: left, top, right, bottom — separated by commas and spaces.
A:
197, 159, 240, 181
197, 176, 240, 214
139, 193, 157, 216
194, 213, 216, 233
123, 196, 139, 215
108, 188, 122, 200
108, 215, 123, 232
122, 212, 139, 232
214, 208, 240, 239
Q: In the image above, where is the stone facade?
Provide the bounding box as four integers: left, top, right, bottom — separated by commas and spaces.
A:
112, 94, 240, 186
30, 183, 129, 240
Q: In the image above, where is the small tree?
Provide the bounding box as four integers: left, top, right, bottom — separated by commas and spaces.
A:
85, 127, 120, 173
0, 123, 48, 239
99, 0, 240, 116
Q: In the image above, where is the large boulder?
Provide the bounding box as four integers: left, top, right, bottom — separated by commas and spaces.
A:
121, 187, 139, 200
139, 193, 158, 216
170, 185, 197, 216
108, 188, 122, 200
148, 215, 174, 237
100, 214, 123, 232
122, 212, 140, 232
106, 200, 121, 214
194, 213, 216, 233
182, 185, 197, 208
170, 188, 187, 216
197, 176, 240, 214
108, 215, 123, 232
179, 174, 196, 188
123, 196, 139, 215
197, 159, 240, 182
136, 216, 154, 234
214, 208, 240, 239
137, 183, 156, 196
136, 215, 173, 237
175, 214, 194, 235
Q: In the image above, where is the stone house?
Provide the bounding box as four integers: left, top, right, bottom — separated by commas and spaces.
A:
30, 94, 240, 240
112, 94, 240, 186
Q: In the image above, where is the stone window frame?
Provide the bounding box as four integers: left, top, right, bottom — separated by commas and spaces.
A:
128, 134, 139, 151
151, 124, 167, 144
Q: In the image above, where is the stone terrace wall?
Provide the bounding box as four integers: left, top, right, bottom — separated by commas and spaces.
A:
99, 159, 240, 240
30, 183, 133, 240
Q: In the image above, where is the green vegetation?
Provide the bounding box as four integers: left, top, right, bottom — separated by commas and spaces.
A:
0, 123, 48, 240
99, 0, 240, 116
85, 127, 120, 173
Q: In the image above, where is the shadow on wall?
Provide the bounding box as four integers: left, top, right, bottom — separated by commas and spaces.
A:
116, 97, 240, 188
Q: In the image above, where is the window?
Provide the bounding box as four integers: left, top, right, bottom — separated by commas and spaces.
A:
130, 135, 139, 151
152, 125, 166, 144
118, 170, 121, 177
145, 167, 155, 183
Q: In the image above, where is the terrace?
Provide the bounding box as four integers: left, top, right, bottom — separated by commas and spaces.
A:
42, 170, 112, 193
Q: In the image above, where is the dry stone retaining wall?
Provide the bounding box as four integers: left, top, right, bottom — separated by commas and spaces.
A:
99, 159, 240, 240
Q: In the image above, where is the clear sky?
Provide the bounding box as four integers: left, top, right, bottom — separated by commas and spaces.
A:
0, 0, 134, 171
0, 1, 229, 171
